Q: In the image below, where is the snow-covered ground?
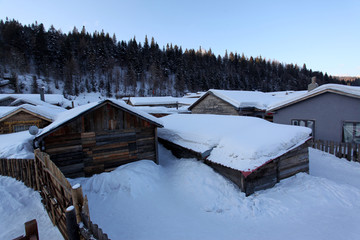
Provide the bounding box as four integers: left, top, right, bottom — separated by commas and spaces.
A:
1, 144, 360, 240
69, 146, 360, 240
0, 176, 63, 239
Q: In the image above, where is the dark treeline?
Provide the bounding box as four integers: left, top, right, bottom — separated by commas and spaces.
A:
0, 19, 354, 97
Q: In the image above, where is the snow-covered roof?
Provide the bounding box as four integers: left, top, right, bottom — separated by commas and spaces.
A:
158, 114, 311, 173
35, 99, 163, 140
183, 91, 206, 98
0, 104, 66, 122
128, 96, 197, 106
0, 94, 72, 108
268, 84, 360, 111
189, 89, 307, 111
0, 106, 16, 115
134, 106, 190, 115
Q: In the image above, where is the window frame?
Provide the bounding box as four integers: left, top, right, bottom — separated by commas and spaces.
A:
291, 119, 315, 138
342, 121, 360, 144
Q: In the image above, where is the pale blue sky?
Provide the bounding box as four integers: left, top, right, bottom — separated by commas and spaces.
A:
0, 0, 359, 76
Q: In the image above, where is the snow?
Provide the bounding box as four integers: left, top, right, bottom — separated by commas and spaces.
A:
0, 131, 35, 159
192, 89, 307, 110
0, 106, 16, 115
134, 106, 190, 115
35, 99, 163, 140
158, 114, 311, 172
128, 96, 197, 106
268, 83, 360, 111
2, 138, 360, 239
0, 104, 66, 121
66, 206, 75, 211
0, 93, 72, 108
0, 176, 63, 239
65, 145, 360, 240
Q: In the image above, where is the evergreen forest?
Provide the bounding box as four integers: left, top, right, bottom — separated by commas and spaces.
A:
0, 19, 357, 97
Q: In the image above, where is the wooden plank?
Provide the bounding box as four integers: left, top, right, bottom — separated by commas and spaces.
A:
279, 162, 309, 180
347, 143, 352, 161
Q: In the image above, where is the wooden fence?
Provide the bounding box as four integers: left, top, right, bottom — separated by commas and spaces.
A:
0, 149, 110, 240
312, 140, 360, 162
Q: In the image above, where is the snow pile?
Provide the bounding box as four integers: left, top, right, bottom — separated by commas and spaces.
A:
2, 145, 360, 239
0, 131, 35, 159
65, 146, 360, 240
0, 176, 62, 239
158, 114, 311, 171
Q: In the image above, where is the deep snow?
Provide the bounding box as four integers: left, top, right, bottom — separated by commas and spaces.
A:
68, 146, 360, 240
1, 144, 360, 240
0, 176, 63, 239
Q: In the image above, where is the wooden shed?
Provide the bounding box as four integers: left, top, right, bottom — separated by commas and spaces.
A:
158, 114, 312, 196
0, 104, 64, 134
188, 89, 306, 120
34, 99, 163, 178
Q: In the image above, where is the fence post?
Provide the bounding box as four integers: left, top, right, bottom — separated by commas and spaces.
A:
329, 141, 334, 154
83, 194, 90, 221
71, 184, 84, 224
25, 219, 39, 240
66, 206, 80, 240
34, 151, 40, 191
347, 143, 352, 161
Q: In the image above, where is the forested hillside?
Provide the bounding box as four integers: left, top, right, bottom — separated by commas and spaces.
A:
0, 19, 353, 97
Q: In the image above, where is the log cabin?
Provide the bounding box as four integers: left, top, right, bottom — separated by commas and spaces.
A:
0, 104, 65, 134
158, 114, 312, 196
33, 99, 163, 178
188, 89, 305, 121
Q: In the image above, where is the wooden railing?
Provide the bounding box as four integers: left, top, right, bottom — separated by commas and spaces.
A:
0, 150, 110, 240
312, 140, 360, 162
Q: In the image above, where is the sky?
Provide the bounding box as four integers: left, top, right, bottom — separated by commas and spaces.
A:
0, 0, 359, 77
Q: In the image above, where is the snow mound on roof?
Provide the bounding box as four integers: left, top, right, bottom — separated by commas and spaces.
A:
0, 131, 35, 159
158, 114, 311, 172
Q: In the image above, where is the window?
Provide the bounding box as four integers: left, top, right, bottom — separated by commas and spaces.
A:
343, 122, 360, 144
13, 124, 32, 132
291, 119, 315, 137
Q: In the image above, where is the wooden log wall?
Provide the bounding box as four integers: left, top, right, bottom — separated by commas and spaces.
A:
0, 111, 51, 134
191, 93, 240, 115
0, 151, 110, 240
312, 140, 360, 162
41, 103, 158, 178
